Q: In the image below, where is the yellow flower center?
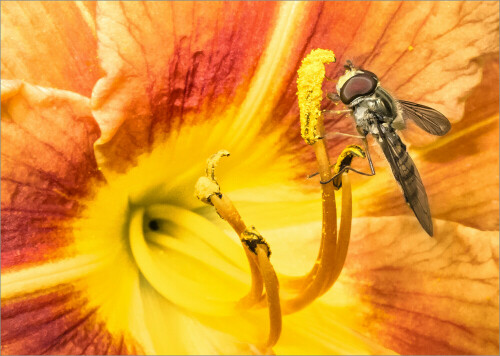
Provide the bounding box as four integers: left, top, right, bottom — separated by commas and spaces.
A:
71, 114, 298, 353
70, 48, 364, 354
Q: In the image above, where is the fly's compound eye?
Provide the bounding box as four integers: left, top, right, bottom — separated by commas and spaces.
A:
339, 72, 378, 104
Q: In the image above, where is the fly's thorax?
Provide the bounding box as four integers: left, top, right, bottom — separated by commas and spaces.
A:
350, 93, 384, 133
375, 87, 406, 130
352, 104, 371, 134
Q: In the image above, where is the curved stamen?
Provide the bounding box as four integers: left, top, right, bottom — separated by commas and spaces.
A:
209, 195, 282, 350
212, 194, 264, 308
195, 151, 264, 308
195, 151, 282, 349
324, 172, 352, 292
256, 245, 282, 349
281, 138, 338, 314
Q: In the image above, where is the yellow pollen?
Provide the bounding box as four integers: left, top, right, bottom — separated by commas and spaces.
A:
206, 149, 230, 180
194, 177, 221, 204
297, 48, 336, 145
335, 144, 366, 163
194, 149, 230, 204
408, 45, 414, 51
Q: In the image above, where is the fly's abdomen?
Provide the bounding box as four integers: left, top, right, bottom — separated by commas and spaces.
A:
389, 133, 415, 195
376, 123, 433, 235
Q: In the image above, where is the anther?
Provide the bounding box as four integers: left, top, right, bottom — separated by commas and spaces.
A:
317, 144, 366, 188
309, 144, 367, 187
206, 150, 230, 181
242, 226, 271, 258
194, 149, 229, 205
297, 48, 336, 145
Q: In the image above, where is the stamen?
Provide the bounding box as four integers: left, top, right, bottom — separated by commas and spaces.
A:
282, 49, 360, 313
281, 139, 338, 314
331, 144, 365, 189
242, 226, 271, 257
194, 149, 230, 205
328, 173, 352, 288
212, 194, 264, 308
280, 49, 339, 312
195, 151, 263, 308
195, 151, 282, 349
284, 146, 362, 291
256, 245, 281, 349
241, 228, 281, 348
206, 149, 230, 181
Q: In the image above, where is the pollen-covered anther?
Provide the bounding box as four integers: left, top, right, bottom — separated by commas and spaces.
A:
194, 176, 221, 205
194, 149, 230, 205
331, 144, 366, 189
206, 149, 230, 180
242, 226, 271, 258
296, 48, 336, 145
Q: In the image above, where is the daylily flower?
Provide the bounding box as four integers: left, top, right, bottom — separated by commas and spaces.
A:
1, 1, 499, 355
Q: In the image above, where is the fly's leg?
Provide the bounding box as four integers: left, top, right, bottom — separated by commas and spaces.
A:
360, 137, 376, 176
322, 132, 364, 140
308, 136, 376, 180
324, 137, 376, 183
322, 110, 352, 115
324, 93, 348, 113
344, 60, 355, 70
333, 136, 376, 178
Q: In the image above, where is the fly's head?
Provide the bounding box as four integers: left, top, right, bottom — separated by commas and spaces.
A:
336, 61, 380, 106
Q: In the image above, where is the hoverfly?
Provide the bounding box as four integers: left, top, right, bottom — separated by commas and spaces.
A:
327, 60, 451, 237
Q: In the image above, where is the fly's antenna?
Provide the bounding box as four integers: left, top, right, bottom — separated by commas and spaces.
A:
344, 60, 354, 70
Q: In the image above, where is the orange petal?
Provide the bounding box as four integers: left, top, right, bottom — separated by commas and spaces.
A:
1, 284, 143, 355
341, 217, 499, 355
1, 80, 102, 270
350, 56, 499, 231
269, 217, 498, 354
91, 2, 498, 174
1, 1, 101, 97
91, 1, 286, 171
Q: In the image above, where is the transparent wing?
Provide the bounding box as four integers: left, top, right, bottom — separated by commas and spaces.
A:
399, 100, 451, 136
375, 122, 433, 236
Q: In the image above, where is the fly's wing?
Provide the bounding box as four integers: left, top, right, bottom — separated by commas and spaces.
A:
399, 100, 451, 136
375, 122, 433, 236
